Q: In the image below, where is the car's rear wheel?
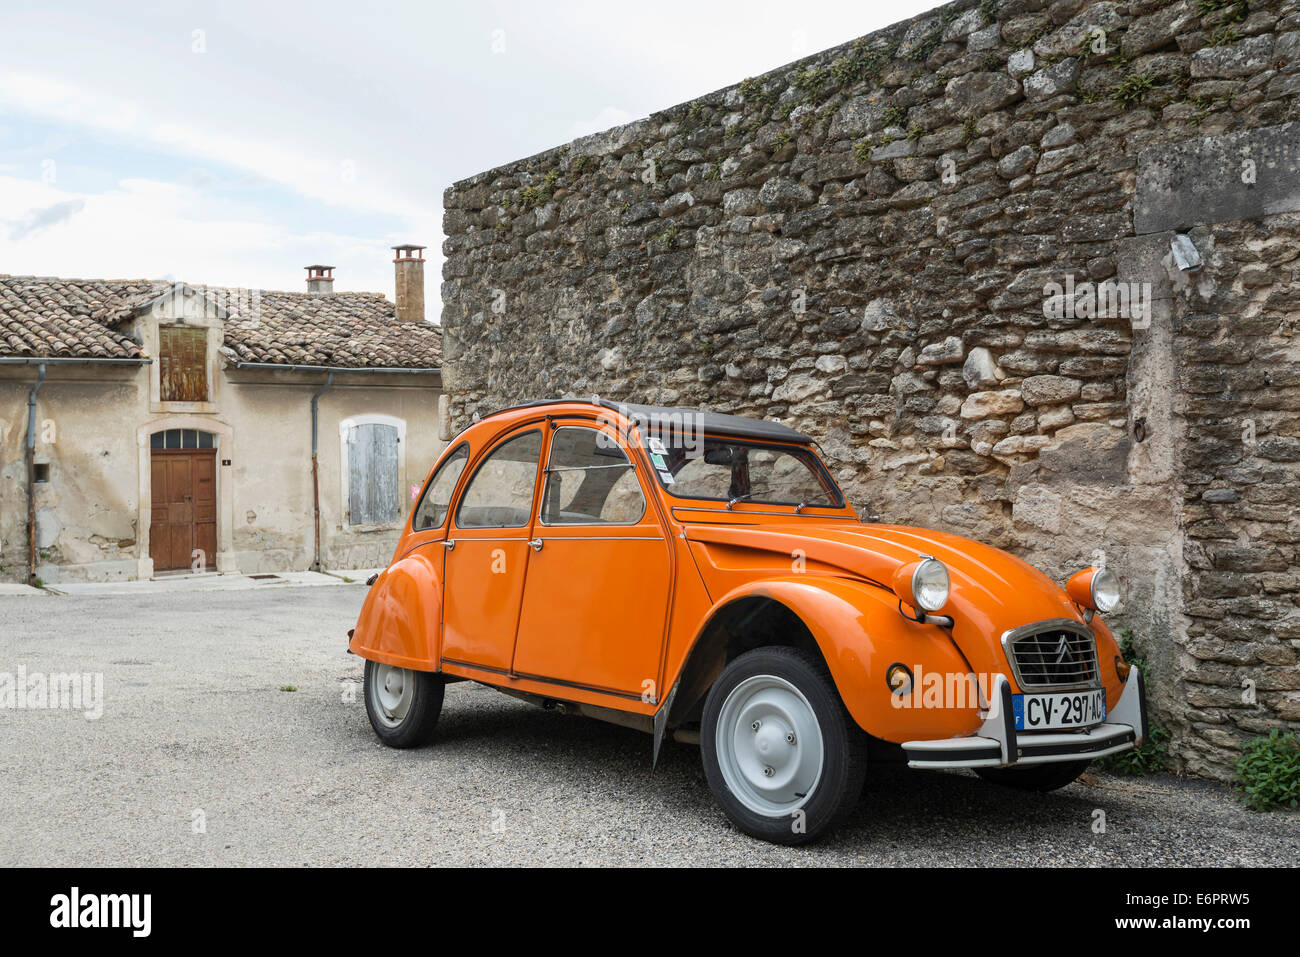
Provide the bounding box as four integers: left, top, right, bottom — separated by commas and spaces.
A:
701, 646, 867, 845
975, 759, 1090, 792
363, 660, 444, 748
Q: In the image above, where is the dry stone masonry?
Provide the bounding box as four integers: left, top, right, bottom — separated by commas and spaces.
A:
441, 0, 1300, 778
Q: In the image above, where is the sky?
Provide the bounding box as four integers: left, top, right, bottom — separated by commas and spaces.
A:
0, 0, 939, 315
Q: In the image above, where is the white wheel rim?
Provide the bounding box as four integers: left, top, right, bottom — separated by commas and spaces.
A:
370, 664, 414, 728
715, 674, 824, 817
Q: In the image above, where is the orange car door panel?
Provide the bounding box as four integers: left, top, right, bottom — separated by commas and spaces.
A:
512, 532, 670, 696
440, 429, 543, 672
441, 538, 532, 672
510, 425, 671, 698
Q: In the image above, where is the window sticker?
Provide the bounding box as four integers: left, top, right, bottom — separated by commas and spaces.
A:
657, 470, 675, 485
648, 437, 667, 455
651, 453, 667, 468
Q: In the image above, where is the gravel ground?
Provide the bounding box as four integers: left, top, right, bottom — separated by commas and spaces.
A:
1, 586, 1296, 866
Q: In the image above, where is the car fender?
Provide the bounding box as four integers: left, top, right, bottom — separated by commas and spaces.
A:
668, 576, 984, 743
1089, 615, 1127, 710
347, 543, 443, 672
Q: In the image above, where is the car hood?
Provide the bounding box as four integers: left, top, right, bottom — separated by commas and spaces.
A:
684, 520, 1087, 675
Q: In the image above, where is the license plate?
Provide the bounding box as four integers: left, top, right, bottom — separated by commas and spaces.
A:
1013, 689, 1106, 731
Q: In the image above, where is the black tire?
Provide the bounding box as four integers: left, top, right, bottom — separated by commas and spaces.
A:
975, 759, 1091, 792
363, 659, 445, 749
701, 646, 867, 845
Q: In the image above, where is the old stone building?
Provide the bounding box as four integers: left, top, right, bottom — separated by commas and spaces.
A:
440, 0, 1300, 778
0, 246, 445, 583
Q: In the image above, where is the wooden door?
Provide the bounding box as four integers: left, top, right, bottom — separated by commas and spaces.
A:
150, 449, 217, 572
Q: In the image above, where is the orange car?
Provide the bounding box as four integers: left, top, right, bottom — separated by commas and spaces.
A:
348, 399, 1148, 844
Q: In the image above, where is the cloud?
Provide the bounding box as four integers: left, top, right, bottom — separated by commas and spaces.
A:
0, 174, 411, 295
7, 198, 86, 240
0, 71, 433, 223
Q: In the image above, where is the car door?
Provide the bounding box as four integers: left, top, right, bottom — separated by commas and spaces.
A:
440, 429, 543, 673
510, 423, 672, 701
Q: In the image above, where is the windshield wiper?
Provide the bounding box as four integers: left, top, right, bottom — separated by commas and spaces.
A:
726, 493, 756, 510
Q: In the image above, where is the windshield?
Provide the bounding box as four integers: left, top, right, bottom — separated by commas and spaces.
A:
647, 437, 843, 508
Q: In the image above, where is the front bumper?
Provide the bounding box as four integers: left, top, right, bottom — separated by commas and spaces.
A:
901, 666, 1147, 770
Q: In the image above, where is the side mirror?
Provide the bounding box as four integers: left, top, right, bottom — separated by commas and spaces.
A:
857, 506, 881, 523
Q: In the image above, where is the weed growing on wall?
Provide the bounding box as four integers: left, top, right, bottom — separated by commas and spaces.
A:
1095, 629, 1170, 776
1235, 730, 1300, 811
1111, 72, 1158, 107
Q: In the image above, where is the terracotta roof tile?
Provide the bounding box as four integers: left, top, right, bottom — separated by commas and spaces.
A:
0, 276, 441, 369
0, 277, 156, 359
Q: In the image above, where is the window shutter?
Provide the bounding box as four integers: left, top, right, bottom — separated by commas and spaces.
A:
348, 424, 400, 525
159, 327, 208, 402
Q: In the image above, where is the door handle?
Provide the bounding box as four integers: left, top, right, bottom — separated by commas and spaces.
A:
440, 540, 455, 550
528, 538, 543, 551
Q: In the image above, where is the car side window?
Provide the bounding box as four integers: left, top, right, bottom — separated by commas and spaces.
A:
669, 455, 732, 499
455, 431, 543, 529
411, 444, 469, 531
540, 427, 646, 525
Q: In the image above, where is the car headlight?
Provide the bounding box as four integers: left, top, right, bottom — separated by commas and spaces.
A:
1091, 566, 1121, 612
1066, 565, 1121, 613
911, 557, 950, 613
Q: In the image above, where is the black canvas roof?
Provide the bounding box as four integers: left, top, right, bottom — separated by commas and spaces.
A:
486, 398, 814, 444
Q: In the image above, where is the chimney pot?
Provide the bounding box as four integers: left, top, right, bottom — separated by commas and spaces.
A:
305, 265, 335, 294
392, 244, 426, 321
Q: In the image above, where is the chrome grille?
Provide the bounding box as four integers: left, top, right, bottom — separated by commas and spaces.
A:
1004, 621, 1099, 689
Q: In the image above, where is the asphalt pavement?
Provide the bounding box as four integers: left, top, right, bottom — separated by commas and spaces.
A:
1, 585, 1295, 866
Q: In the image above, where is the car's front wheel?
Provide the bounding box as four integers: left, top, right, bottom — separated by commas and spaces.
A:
701, 646, 867, 845
363, 660, 444, 748
975, 759, 1090, 792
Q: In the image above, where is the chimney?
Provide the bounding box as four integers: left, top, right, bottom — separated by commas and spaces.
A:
392, 245, 425, 321
305, 265, 335, 294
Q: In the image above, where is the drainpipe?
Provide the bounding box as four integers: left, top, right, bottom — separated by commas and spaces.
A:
26, 364, 46, 585
310, 373, 334, 572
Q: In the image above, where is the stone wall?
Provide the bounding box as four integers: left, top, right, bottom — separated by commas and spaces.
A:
440, 0, 1300, 777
